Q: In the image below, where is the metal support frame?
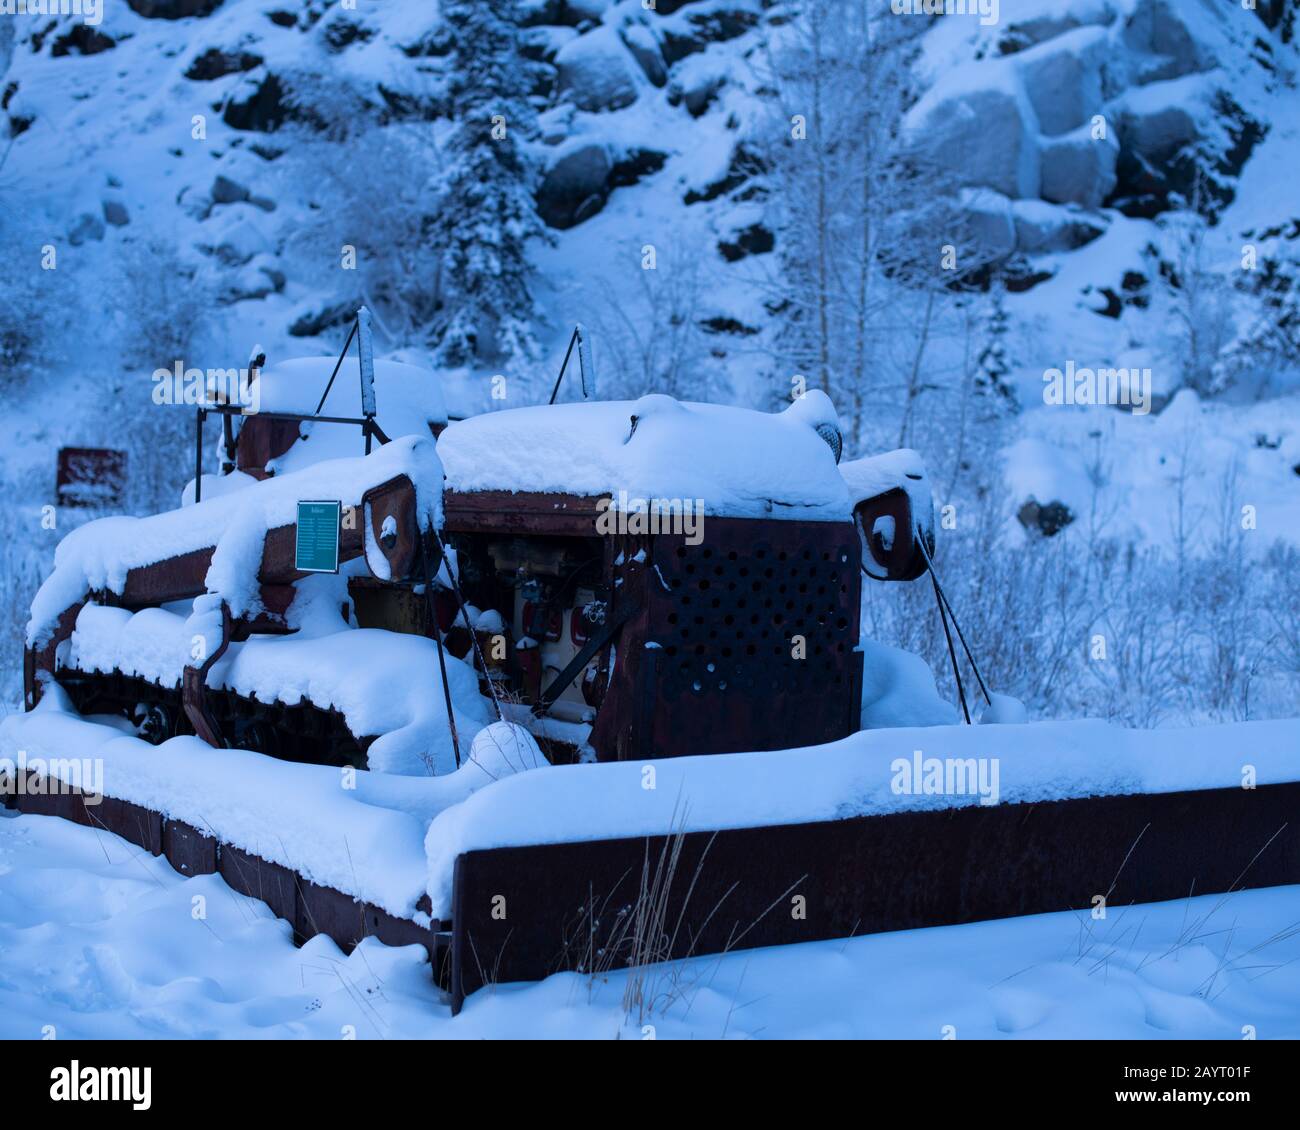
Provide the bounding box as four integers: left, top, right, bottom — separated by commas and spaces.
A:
548, 324, 596, 405
193, 309, 386, 502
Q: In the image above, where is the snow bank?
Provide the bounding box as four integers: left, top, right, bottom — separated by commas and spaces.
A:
423, 716, 1300, 914
0, 690, 535, 918
438, 393, 852, 520
28, 435, 444, 648
1000, 388, 1300, 554
858, 638, 959, 729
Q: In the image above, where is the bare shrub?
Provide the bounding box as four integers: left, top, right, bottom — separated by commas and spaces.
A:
0, 506, 54, 709
0, 204, 79, 395
586, 244, 718, 403
285, 121, 449, 346
863, 482, 1300, 727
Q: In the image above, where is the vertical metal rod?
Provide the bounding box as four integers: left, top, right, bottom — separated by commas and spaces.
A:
356, 306, 377, 418
357, 307, 377, 457
918, 538, 991, 706
430, 526, 504, 723
548, 328, 581, 406
421, 539, 461, 770
194, 408, 206, 504
932, 568, 970, 724
313, 320, 358, 418
575, 323, 595, 399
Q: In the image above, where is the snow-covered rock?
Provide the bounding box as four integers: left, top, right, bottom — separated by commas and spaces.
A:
521, 23, 578, 64
619, 22, 667, 88
905, 67, 1041, 200
555, 26, 643, 112
960, 190, 1018, 261
101, 199, 130, 227
669, 50, 731, 117
217, 255, 285, 304
568, 0, 612, 22
995, 0, 1116, 56
672, 1, 761, 49
1010, 199, 1107, 254
536, 141, 611, 229
67, 212, 106, 246
524, 0, 610, 24
1114, 75, 1206, 173
211, 174, 251, 205
897, 0, 1263, 227
1117, 0, 1213, 86
128, 0, 224, 18
1039, 126, 1118, 208
201, 210, 273, 268
222, 72, 291, 133
1012, 26, 1108, 137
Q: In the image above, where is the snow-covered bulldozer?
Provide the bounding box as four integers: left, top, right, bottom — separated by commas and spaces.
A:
9, 313, 1298, 1019
24, 316, 936, 770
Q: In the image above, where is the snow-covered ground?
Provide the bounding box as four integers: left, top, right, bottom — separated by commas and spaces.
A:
4, 808, 1298, 1040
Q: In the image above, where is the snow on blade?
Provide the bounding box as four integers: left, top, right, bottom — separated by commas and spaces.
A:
422, 716, 1300, 916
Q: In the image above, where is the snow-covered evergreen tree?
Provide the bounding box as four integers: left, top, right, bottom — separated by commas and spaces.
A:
973, 286, 1018, 419
434, 0, 547, 366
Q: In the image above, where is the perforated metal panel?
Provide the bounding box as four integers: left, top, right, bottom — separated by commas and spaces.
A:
634, 518, 861, 758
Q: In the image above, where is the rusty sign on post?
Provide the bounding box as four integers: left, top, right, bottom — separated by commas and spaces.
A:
56, 447, 126, 508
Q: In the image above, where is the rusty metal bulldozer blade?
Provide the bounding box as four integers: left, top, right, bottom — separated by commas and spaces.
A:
445, 781, 1300, 1013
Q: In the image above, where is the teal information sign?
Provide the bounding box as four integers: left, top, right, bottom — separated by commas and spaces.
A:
295, 500, 341, 574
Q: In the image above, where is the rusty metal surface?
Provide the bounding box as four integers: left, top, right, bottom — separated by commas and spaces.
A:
363, 474, 423, 581
592, 517, 861, 761
88, 794, 164, 855
347, 579, 433, 636
218, 843, 299, 925
183, 600, 233, 747
443, 489, 608, 537
99, 475, 417, 611
7, 776, 93, 825
25, 601, 83, 709
121, 547, 213, 606
294, 878, 366, 948
235, 416, 302, 478
449, 780, 1300, 1012
162, 819, 219, 877
57, 668, 367, 768
854, 487, 929, 582
9, 776, 437, 973
56, 447, 127, 508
